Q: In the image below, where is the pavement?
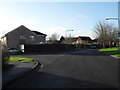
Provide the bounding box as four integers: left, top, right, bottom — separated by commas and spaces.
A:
2, 60, 41, 88
99, 51, 120, 59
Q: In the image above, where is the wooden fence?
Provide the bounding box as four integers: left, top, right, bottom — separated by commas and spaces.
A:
24, 44, 76, 53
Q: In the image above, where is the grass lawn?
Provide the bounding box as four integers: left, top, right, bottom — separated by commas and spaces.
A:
99, 47, 120, 58
9, 57, 35, 62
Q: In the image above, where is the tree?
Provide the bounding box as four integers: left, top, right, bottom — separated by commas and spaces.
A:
94, 21, 118, 48
49, 33, 60, 44
2, 44, 10, 68
60, 36, 65, 44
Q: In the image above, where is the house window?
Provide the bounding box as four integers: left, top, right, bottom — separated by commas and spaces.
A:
20, 36, 26, 39
1, 37, 7, 45
30, 36, 34, 41
1, 37, 6, 42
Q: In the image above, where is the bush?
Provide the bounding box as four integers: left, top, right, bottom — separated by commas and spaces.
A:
2, 45, 10, 67
2, 51, 10, 65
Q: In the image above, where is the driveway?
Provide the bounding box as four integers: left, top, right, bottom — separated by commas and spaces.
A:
5, 49, 118, 88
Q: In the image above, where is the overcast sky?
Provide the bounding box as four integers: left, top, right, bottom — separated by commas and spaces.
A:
0, 2, 118, 39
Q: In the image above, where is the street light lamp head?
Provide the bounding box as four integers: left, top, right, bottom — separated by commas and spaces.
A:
105, 18, 119, 20
66, 30, 74, 32
65, 30, 74, 38
105, 18, 109, 20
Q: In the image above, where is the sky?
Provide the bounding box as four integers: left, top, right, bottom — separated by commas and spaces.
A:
0, 2, 118, 40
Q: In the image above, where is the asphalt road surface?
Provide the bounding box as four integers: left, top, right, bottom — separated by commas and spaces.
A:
5, 49, 118, 88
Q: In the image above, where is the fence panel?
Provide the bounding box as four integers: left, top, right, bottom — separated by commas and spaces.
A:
24, 44, 76, 53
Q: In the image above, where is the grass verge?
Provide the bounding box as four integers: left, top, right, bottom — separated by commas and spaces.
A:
9, 57, 35, 62
99, 47, 120, 58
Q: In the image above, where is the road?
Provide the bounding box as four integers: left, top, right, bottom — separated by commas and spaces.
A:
5, 49, 118, 88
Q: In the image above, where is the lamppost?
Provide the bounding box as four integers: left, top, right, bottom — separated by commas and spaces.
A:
65, 30, 74, 38
65, 30, 74, 50
105, 17, 120, 52
65, 30, 74, 43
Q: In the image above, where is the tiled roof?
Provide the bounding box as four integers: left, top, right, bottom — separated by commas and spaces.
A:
78, 36, 92, 41
3, 25, 47, 37
32, 31, 47, 36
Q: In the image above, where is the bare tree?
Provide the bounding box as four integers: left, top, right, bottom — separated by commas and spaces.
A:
49, 33, 60, 44
94, 21, 118, 48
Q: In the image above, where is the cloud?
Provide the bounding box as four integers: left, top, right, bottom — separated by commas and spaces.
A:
72, 29, 86, 36
66, 14, 87, 24
71, 29, 95, 39
45, 26, 66, 35
78, 14, 87, 19
45, 26, 95, 39
44, 26, 66, 40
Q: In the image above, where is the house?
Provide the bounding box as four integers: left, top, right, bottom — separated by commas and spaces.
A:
64, 37, 77, 44
76, 36, 92, 44
91, 39, 98, 44
1, 25, 47, 50
62, 36, 92, 44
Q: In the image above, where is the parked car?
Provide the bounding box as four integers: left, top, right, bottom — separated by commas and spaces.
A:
8, 48, 19, 54
91, 46, 97, 49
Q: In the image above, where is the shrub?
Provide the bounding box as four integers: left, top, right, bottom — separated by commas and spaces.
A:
2, 44, 10, 67
2, 51, 10, 65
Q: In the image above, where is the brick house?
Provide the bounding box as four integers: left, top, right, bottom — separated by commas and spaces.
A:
62, 36, 93, 44
91, 39, 98, 44
64, 37, 77, 44
76, 36, 92, 44
1, 25, 47, 50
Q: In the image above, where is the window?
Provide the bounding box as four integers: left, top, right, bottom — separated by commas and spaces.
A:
30, 36, 34, 41
1, 37, 6, 42
20, 36, 26, 39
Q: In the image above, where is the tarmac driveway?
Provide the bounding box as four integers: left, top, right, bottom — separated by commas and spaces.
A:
6, 49, 118, 88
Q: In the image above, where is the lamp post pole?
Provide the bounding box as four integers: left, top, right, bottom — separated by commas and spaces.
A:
65, 30, 74, 39
65, 30, 74, 43
65, 30, 74, 50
